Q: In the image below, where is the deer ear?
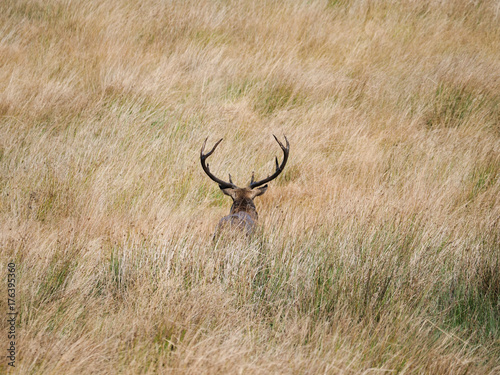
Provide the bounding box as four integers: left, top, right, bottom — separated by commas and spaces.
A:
251, 185, 268, 198
221, 187, 237, 199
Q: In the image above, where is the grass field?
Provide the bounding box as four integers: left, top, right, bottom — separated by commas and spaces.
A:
1, 0, 499, 373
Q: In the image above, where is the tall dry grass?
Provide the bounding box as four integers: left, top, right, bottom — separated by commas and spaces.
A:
0, 0, 499, 373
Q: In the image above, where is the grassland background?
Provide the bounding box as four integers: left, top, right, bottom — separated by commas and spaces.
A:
1, 0, 499, 373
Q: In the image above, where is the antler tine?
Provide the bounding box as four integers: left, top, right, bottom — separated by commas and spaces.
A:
249, 135, 290, 189
200, 137, 237, 189
273, 134, 283, 149
201, 137, 223, 158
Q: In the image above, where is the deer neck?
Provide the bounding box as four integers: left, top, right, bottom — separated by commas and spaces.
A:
230, 199, 258, 221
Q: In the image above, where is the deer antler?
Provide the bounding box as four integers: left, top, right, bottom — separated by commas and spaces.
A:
200, 138, 237, 189
249, 135, 289, 188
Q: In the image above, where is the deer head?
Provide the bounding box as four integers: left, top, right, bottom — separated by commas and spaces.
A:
201, 135, 290, 236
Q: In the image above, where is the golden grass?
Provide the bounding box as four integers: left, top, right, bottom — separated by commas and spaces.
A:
1, 0, 499, 373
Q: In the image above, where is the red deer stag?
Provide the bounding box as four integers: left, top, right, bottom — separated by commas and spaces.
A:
201, 135, 290, 237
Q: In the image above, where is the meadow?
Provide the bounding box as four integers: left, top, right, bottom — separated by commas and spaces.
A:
0, 0, 499, 373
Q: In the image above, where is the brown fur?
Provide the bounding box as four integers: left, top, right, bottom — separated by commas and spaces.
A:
214, 186, 268, 236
